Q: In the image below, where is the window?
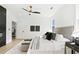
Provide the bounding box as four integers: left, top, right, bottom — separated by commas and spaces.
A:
52, 19, 55, 32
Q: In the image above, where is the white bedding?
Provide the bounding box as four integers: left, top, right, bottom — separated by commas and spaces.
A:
27, 34, 70, 54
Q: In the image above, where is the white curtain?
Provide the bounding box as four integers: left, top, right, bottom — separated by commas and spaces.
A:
71, 5, 79, 37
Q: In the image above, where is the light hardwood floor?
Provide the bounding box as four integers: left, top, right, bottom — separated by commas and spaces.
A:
0, 39, 22, 54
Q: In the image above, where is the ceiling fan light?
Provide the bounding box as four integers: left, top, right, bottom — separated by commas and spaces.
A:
29, 5, 32, 8
27, 5, 32, 12
29, 8, 32, 12
23, 5, 40, 15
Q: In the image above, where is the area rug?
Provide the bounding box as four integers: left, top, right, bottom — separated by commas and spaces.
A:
5, 40, 27, 54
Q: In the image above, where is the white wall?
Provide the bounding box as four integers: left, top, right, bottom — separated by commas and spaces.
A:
16, 4, 76, 39
6, 9, 16, 44
5, 4, 76, 41
6, 10, 12, 44
16, 14, 51, 39
53, 4, 75, 28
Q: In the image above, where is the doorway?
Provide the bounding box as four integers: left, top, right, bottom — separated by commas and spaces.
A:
12, 21, 16, 40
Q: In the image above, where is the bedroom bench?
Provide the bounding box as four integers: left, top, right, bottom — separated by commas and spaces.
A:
21, 39, 32, 52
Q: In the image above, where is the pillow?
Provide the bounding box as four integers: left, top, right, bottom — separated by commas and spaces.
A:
42, 34, 46, 39
45, 32, 49, 35
51, 33, 56, 40
55, 34, 64, 41
45, 32, 52, 40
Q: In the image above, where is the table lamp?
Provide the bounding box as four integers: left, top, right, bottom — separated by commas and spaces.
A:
71, 32, 79, 45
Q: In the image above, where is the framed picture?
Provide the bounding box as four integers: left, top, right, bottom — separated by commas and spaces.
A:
36, 26, 40, 31
30, 25, 40, 32
30, 26, 35, 31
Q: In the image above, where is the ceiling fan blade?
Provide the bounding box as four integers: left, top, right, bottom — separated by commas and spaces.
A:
32, 11, 40, 14
22, 8, 29, 12
22, 8, 40, 14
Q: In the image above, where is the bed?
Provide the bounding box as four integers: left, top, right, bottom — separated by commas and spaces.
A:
27, 34, 70, 54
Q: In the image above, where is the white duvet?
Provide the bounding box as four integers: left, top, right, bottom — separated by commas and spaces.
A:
27, 34, 70, 54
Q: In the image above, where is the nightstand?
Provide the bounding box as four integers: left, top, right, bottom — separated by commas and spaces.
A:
65, 42, 79, 54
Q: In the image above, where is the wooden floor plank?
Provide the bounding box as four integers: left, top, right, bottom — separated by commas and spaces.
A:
0, 39, 22, 54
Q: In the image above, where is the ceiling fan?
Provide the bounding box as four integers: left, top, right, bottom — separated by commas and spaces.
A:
22, 5, 40, 15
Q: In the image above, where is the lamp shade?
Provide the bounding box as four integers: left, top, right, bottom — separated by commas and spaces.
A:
71, 32, 79, 37
71, 25, 79, 37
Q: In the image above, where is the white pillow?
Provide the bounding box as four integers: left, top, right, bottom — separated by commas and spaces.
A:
42, 34, 46, 39
56, 34, 70, 42
55, 34, 64, 41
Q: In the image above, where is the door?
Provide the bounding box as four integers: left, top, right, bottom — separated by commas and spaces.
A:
0, 6, 6, 47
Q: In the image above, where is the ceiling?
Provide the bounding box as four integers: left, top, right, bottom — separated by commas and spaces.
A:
1, 4, 63, 21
